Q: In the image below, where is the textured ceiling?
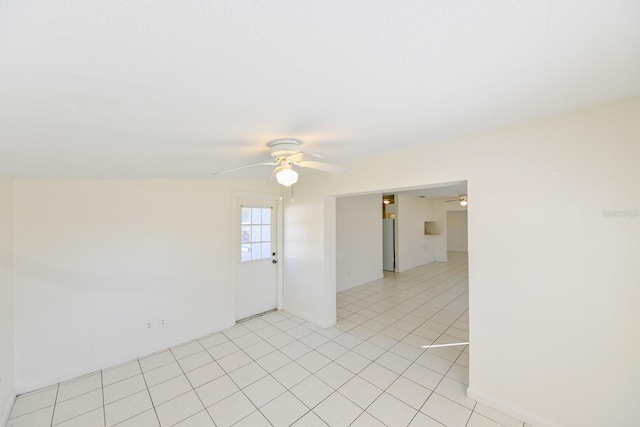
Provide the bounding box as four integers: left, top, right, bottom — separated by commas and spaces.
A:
1, 1, 639, 178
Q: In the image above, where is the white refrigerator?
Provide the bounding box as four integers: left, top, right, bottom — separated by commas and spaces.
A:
383, 218, 395, 271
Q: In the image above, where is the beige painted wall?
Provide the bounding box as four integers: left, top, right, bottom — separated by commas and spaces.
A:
0, 178, 15, 425
336, 194, 383, 292
283, 97, 640, 427
13, 179, 278, 391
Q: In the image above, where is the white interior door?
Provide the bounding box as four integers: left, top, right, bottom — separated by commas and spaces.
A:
236, 197, 278, 320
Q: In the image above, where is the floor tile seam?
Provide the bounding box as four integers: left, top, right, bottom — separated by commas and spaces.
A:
305, 390, 365, 426
469, 403, 519, 427
411, 287, 468, 314
369, 279, 466, 327
134, 358, 162, 427
101, 370, 106, 427
12, 383, 60, 402
102, 369, 144, 388
464, 403, 480, 427
47, 383, 60, 427
198, 340, 232, 352
365, 311, 456, 354
52, 383, 104, 406
143, 364, 190, 389
50, 404, 105, 427
205, 342, 244, 360
168, 346, 220, 427
237, 378, 288, 412
221, 328, 252, 342
404, 292, 469, 337
139, 346, 179, 360
228, 407, 277, 427
417, 390, 473, 424
250, 386, 308, 427
213, 330, 315, 410
171, 350, 207, 364
356, 272, 470, 416
217, 344, 268, 370
293, 349, 394, 416
415, 310, 474, 424
56, 371, 103, 388
107, 408, 156, 427
138, 357, 176, 375
102, 380, 155, 407
348, 360, 433, 427
7, 400, 52, 420
397, 366, 441, 394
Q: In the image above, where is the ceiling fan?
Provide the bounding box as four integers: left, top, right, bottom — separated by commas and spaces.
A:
445, 195, 468, 206
213, 138, 346, 186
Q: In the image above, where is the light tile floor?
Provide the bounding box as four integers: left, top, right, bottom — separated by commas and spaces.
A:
7, 252, 532, 427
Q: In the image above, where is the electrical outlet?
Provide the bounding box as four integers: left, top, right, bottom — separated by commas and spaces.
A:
159, 319, 166, 327
146, 320, 153, 330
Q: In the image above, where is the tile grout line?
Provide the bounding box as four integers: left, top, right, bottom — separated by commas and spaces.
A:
291, 260, 471, 426
135, 358, 161, 427
49, 384, 59, 427
334, 254, 471, 425
101, 371, 106, 427
348, 277, 470, 426
168, 345, 225, 427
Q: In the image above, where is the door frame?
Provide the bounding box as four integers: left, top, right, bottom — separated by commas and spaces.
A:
231, 191, 283, 322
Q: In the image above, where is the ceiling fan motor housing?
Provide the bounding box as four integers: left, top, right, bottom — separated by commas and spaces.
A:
268, 138, 302, 158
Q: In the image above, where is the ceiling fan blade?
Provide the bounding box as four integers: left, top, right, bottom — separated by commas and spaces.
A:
286, 152, 322, 162
213, 162, 278, 175
445, 199, 459, 202
296, 160, 346, 174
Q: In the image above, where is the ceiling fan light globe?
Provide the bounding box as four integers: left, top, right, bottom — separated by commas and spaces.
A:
276, 169, 298, 187
460, 199, 468, 207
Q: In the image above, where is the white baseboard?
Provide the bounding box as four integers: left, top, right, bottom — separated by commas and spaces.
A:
467, 387, 554, 427
281, 305, 334, 329
336, 273, 384, 293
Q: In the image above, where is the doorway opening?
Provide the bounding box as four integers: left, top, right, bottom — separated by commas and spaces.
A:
382, 194, 396, 272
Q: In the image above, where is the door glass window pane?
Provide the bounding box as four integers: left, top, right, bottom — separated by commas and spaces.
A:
251, 225, 261, 242
252, 208, 261, 224
251, 243, 261, 260
241, 208, 251, 225
261, 242, 271, 259
241, 244, 251, 262
261, 208, 271, 224
241, 206, 274, 263
261, 225, 271, 242
241, 226, 251, 243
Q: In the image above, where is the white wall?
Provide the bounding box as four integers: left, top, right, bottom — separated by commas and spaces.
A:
0, 178, 15, 425
281, 189, 337, 327
336, 194, 383, 292
447, 211, 468, 253
13, 179, 278, 391
283, 97, 640, 427
395, 193, 436, 272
